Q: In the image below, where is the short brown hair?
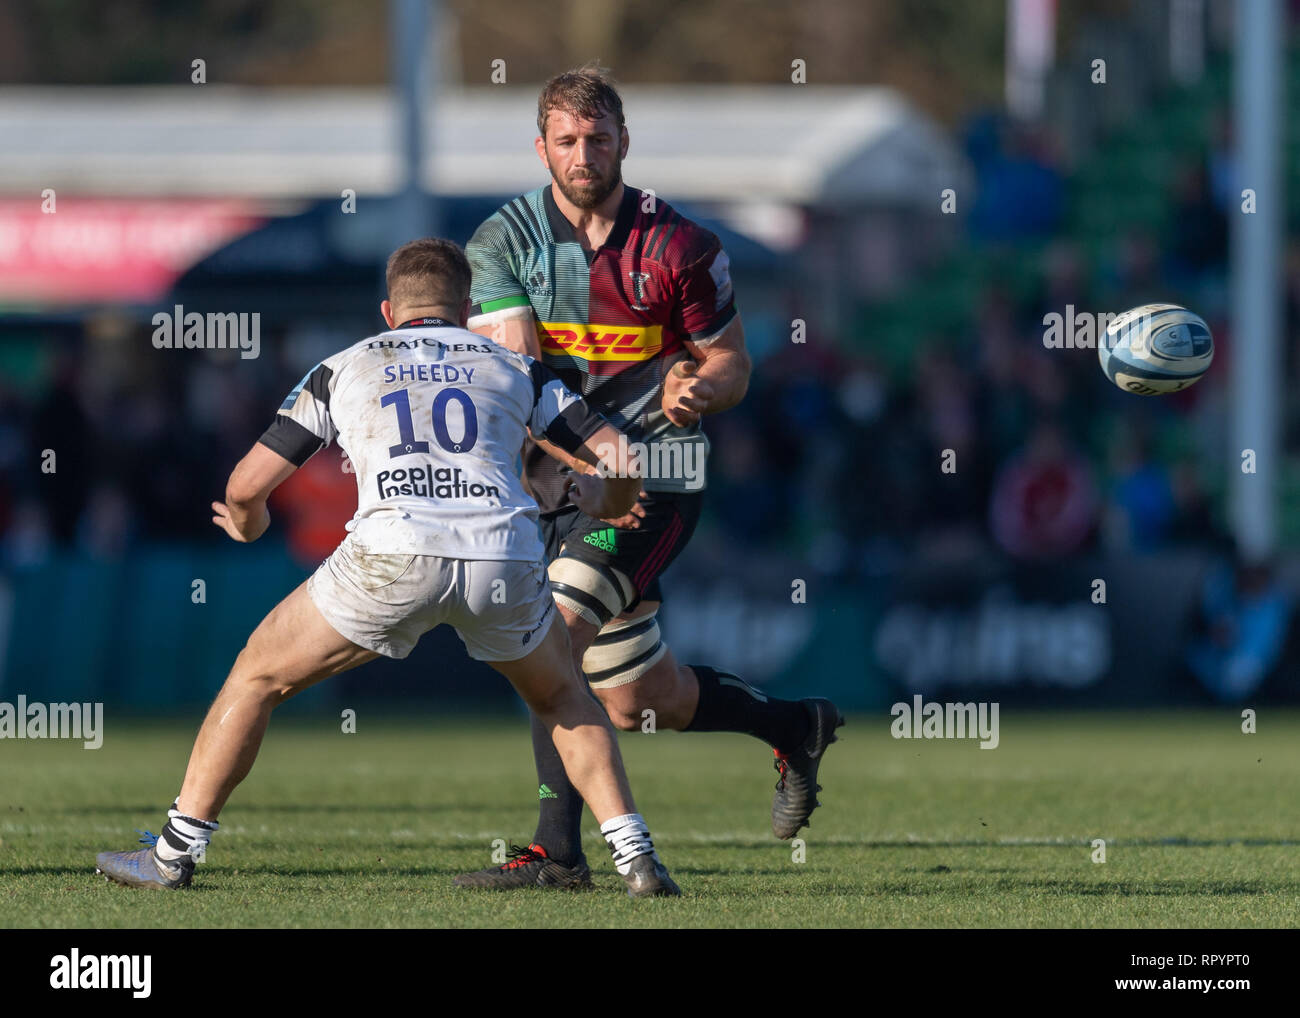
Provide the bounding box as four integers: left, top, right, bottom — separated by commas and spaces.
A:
537, 62, 625, 139
385, 237, 471, 310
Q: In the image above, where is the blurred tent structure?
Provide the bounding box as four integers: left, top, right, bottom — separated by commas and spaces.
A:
0, 85, 968, 313
0, 85, 967, 206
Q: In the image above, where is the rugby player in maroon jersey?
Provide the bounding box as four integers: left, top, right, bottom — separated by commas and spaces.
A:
453, 65, 843, 889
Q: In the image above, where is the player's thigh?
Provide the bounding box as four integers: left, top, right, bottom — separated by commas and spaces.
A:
582, 585, 676, 696
307, 534, 434, 660
477, 602, 589, 717
548, 492, 698, 684
547, 491, 699, 629
586, 600, 686, 716
234, 580, 379, 698
446, 557, 588, 685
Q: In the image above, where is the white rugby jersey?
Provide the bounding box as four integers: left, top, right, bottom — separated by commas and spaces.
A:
258, 317, 609, 561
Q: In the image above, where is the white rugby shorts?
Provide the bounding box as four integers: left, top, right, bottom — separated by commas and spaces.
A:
307, 534, 554, 661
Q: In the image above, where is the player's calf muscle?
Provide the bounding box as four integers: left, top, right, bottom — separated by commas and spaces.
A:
221, 661, 299, 709
597, 657, 698, 731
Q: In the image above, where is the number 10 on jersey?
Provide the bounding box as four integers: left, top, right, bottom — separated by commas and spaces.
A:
380, 387, 479, 457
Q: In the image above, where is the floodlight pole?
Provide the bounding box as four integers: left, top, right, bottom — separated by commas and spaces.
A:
391, 0, 438, 243
1230, 0, 1283, 559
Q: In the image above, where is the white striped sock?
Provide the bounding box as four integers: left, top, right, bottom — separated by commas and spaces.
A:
155, 799, 219, 863
600, 813, 655, 875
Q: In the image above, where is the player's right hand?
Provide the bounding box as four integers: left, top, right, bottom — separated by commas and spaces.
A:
212, 500, 269, 543
563, 473, 606, 519
601, 491, 649, 530
662, 360, 714, 428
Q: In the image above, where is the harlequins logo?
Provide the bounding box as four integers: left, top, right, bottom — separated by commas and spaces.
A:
525, 270, 550, 297
583, 528, 618, 552
629, 271, 651, 310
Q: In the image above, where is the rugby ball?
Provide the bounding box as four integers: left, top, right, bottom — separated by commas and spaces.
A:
1098, 303, 1213, 395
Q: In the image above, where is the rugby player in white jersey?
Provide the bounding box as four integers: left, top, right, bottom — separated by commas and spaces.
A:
94, 238, 679, 897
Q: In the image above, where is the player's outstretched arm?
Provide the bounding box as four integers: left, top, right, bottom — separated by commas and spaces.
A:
563, 423, 641, 520
663, 315, 751, 427
543, 425, 650, 530
211, 443, 298, 543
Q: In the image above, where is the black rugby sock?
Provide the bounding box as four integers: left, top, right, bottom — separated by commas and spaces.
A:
684, 665, 812, 753
528, 710, 585, 866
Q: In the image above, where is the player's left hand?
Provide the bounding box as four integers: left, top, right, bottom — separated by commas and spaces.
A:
211, 500, 269, 543
662, 360, 714, 428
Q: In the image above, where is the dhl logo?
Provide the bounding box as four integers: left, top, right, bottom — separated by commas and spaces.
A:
538, 322, 663, 361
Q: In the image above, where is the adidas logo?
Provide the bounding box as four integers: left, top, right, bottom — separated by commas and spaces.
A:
538, 784, 558, 800
583, 528, 618, 552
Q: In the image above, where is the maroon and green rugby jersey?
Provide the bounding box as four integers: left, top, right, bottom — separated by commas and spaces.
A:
466, 184, 737, 512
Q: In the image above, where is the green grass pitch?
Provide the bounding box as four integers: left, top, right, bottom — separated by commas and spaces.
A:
2, 710, 1299, 928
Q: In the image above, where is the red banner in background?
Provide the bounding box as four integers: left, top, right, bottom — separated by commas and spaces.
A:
0, 199, 262, 305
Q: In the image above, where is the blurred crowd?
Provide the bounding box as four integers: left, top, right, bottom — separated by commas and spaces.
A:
0, 313, 370, 569
706, 111, 1243, 580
